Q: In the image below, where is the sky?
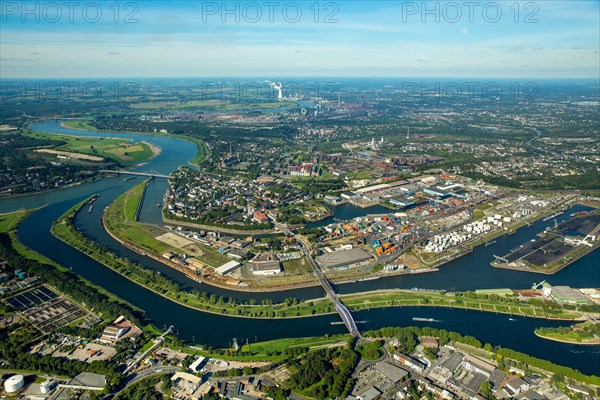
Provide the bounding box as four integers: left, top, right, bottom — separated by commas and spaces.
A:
1, 0, 599, 78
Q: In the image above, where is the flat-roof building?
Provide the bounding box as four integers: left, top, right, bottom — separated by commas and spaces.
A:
373, 361, 408, 383
215, 260, 241, 275
357, 387, 381, 400
189, 356, 207, 372
424, 185, 451, 198
389, 196, 415, 207
316, 248, 372, 270
393, 353, 426, 372
251, 254, 282, 275
356, 183, 390, 194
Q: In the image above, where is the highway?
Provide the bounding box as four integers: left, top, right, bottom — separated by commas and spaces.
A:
273, 220, 361, 338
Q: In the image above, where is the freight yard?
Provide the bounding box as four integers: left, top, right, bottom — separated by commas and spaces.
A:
309, 180, 578, 275
492, 213, 600, 274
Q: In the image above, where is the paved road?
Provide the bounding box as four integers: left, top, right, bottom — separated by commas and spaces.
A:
124, 325, 173, 374
104, 365, 180, 400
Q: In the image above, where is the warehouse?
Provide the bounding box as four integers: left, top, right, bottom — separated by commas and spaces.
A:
215, 261, 241, 276
356, 183, 390, 195
389, 195, 415, 207
316, 248, 372, 270
251, 254, 282, 276
423, 185, 451, 198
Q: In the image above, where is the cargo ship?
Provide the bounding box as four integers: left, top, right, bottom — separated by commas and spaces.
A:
356, 276, 380, 282
86, 194, 99, 204
410, 268, 439, 274
88, 205, 94, 213
542, 211, 563, 222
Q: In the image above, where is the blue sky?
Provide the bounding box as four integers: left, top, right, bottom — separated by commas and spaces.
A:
1, 0, 599, 78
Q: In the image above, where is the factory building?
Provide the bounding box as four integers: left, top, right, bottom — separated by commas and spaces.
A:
389, 196, 415, 207
251, 254, 282, 275
215, 261, 241, 276
423, 185, 451, 198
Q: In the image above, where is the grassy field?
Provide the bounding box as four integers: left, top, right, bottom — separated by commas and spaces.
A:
356, 341, 384, 360
62, 120, 98, 131
27, 130, 153, 164
182, 333, 350, 362
123, 182, 146, 221
53, 118, 211, 166
339, 290, 586, 321
240, 334, 350, 356
535, 322, 600, 344
104, 181, 173, 254
0, 210, 28, 233
181, 134, 211, 165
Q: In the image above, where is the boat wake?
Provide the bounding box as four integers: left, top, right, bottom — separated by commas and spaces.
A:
412, 317, 441, 323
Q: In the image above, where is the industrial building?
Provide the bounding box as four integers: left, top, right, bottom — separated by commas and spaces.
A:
99, 316, 141, 343
189, 356, 207, 372
423, 185, 451, 198
316, 248, 372, 270
372, 361, 409, 383
389, 195, 415, 207
541, 283, 589, 304
215, 261, 241, 275
250, 254, 282, 275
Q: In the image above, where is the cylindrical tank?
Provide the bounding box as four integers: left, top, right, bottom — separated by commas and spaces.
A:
4, 375, 25, 393
40, 380, 53, 394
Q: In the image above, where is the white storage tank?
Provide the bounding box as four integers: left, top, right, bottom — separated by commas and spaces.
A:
40, 380, 55, 394
4, 375, 25, 393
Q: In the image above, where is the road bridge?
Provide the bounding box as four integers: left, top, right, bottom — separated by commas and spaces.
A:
274, 220, 361, 337
101, 170, 172, 179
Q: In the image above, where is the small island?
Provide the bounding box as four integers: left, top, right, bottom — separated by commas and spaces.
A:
535, 322, 600, 345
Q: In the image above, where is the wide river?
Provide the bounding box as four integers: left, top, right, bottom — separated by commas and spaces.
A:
1, 121, 598, 374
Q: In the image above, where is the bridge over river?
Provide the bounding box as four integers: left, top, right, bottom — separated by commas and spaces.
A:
101, 170, 172, 179
274, 220, 361, 338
